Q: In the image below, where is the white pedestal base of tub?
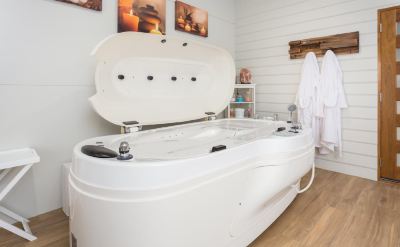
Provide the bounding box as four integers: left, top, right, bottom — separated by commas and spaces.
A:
230, 185, 299, 247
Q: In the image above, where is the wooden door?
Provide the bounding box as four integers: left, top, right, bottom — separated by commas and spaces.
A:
378, 6, 400, 181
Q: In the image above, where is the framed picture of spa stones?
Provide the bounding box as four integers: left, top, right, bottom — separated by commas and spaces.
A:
55, 0, 102, 11
175, 1, 208, 37
118, 0, 166, 35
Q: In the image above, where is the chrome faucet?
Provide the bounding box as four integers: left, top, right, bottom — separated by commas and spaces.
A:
287, 104, 297, 123
117, 141, 133, 160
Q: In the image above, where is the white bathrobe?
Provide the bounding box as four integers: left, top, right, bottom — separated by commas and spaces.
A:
296, 52, 321, 146
318, 50, 348, 155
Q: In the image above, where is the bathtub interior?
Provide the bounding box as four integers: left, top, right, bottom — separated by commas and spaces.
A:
109, 120, 282, 160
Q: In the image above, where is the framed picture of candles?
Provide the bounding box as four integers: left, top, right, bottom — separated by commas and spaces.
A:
55, 0, 102, 11
175, 1, 208, 37
118, 0, 166, 35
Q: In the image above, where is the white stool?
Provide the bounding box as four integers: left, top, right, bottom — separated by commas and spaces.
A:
0, 148, 40, 241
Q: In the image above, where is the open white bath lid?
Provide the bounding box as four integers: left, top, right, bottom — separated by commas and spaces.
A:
90, 32, 236, 127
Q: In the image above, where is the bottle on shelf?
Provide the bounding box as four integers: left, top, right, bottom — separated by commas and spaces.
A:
246, 107, 252, 118
245, 91, 252, 102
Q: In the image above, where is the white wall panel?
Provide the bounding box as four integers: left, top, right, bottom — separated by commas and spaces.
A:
342, 107, 377, 120
342, 129, 377, 144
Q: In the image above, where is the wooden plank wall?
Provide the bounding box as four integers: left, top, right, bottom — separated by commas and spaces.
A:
235, 0, 400, 180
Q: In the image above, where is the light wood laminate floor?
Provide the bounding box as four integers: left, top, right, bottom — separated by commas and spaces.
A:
0, 169, 399, 247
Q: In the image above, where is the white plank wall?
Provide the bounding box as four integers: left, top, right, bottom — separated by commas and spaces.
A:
235, 0, 399, 180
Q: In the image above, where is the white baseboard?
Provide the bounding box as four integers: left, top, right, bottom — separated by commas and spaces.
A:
316, 158, 377, 181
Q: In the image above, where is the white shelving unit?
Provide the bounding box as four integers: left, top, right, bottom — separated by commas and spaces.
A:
227, 84, 256, 118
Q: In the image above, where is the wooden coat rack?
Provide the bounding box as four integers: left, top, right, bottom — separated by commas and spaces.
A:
289, 32, 359, 59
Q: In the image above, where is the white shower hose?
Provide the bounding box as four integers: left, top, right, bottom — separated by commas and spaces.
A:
292, 162, 315, 194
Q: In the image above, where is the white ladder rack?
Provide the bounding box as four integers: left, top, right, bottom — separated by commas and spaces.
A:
0, 148, 40, 241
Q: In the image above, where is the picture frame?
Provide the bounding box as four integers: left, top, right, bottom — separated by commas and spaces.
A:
175, 1, 208, 37
118, 0, 166, 35
55, 0, 102, 11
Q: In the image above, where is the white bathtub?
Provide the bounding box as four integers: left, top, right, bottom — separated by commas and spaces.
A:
70, 119, 314, 247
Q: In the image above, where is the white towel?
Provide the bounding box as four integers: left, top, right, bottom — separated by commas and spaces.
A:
319, 50, 348, 155
296, 52, 321, 146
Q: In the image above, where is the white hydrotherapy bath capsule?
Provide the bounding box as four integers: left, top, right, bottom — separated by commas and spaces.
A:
70, 32, 315, 247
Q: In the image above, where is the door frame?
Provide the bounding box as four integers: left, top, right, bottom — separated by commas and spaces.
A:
378, 6, 400, 181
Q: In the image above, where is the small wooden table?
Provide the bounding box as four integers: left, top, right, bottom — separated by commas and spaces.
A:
0, 148, 40, 241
